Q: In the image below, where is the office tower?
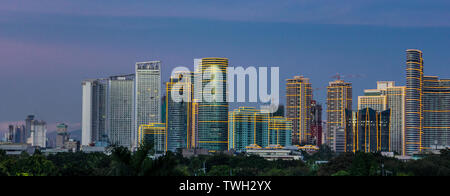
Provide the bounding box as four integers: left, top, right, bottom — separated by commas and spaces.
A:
135, 61, 161, 149
345, 108, 390, 153
268, 116, 292, 147
311, 100, 323, 146
228, 107, 270, 152
107, 74, 135, 148
82, 78, 108, 146
25, 115, 35, 139
327, 80, 352, 152
405, 49, 424, 155
423, 76, 450, 150
195, 58, 229, 151
138, 123, 166, 152
7, 125, 14, 142
228, 107, 292, 152
286, 76, 313, 145
358, 81, 406, 154
30, 120, 47, 148
13, 125, 26, 143
166, 72, 193, 152
56, 123, 69, 149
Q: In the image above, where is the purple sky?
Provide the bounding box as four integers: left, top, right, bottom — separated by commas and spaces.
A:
1, 0, 450, 133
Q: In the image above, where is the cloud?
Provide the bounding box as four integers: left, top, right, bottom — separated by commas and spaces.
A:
0, 0, 449, 27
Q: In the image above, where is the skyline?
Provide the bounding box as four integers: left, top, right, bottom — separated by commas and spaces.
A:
2, 1, 450, 133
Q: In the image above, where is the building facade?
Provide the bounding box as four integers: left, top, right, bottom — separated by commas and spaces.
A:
311, 100, 323, 146
81, 79, 108, 146
107, 74, 135, 148
358, 81, 406, 154
326, 80, 352, 152
286, 76, 313, 145
228, 107, 292, 152
135, 61, 161, 149
166, 72, 193, 152
423, 76, 450, 150
56, 123, 69, 149
195, 58, 229, 151
405, 49, 424, 155
138, 123, 166, 152
345, 108, 390, 153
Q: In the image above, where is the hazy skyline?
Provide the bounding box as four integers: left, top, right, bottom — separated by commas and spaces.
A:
1, 0, 450, 133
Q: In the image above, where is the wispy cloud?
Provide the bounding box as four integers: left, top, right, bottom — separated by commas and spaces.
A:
0, 0, 449, 27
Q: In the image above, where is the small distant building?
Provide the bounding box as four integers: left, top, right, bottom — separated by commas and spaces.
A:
64, 139, 80, 152
56, 123, 70, 149
246, 147, 303, 161
0, 143, 37, 155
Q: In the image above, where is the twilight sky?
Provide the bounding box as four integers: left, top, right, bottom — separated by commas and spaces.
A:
1, 0, 450, 133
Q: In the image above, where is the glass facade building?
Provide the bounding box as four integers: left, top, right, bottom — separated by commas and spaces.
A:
135, 61, 161, 149
166, 72, 193, 152
107, 74, 135, 148
195, 58, 229, 151
358, 81, 406, 154
138, 123, 166, 152
405, 49, 424, 155
228, 107, 292, 152
423, 76, 450, 149
345, 108, 390, 153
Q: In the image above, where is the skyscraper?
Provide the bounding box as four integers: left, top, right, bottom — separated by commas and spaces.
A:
30, 120, 47, 148
327, 79, 352, 152
358, 81, 406, 154
135, 61, 161, 149
228, 107, 292, 152
286, 76, 313, 145
25, 115, 35, 140
405, 49, 424, 155
311, 100, 323, 146
166, 72, 193, 152
107, 74, 135, 148
345, 108, 390, 153
195, 58, 229, 151
56, 123, 69, 149
228, 107, 270, 152
82, 79, 108, 146
423, 76, 450, 150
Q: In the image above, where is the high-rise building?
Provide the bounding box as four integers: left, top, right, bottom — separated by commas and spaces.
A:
228, 107, 270, 152
405, 49, 424, 155
423, 76, 450, 150
30, 120, 47, 148
25, 115, 35, 139
286, 76, 313, 145
135, 61, 161, 149
12, 125, 26, 144
195, 58, 229, 151
138, 123, 166, 152
81, 79, 108, 146
345, 108, 390, 153
326, 79, 352, 152
166, 72, 193, 152
311, 100, 323, 146
268, 116, 292, 148
228, 107, 292, 152
358, 81, 406, 154
107, 74, 135, 148
56, 123, 69, 149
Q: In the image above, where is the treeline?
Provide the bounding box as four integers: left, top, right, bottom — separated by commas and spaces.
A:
1, 144, 449, 176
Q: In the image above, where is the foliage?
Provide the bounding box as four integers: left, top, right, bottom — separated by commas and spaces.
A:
0, 146, 449, 176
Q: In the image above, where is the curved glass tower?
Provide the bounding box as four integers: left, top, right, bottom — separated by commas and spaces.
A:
405, 49, 424, 155
196, 58, 229, 151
